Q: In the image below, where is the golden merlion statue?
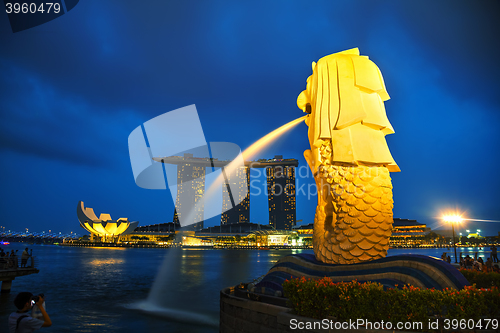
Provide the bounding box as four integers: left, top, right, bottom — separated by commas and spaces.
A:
297, 48, 400, 264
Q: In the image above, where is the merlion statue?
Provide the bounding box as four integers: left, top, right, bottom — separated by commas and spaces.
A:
297, 48, 400, 264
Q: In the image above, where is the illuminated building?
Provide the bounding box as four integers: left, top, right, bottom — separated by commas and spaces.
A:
135, 222, 178, 233
220, 156, 299, 227
155, 153, 242, 230
173, 208, 179, 224
155, 153, 298, 230
172, 208, 181, 228
390, 218, 430, 246
198, 222, 272, 234
250, 230, 302, 246
266, 156, 297, 230
175, 156, 205, 229
221, 166, 250, 224
154, 153, 207, 230
77, 201, 138, 242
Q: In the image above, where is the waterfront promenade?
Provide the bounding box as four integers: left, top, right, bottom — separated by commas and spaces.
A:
0, 243, 497, 332
0, 257, 39, 293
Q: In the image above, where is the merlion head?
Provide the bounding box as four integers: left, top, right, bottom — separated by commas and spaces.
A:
297, 47, 399, 174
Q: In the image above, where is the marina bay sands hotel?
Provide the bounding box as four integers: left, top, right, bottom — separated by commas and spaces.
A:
153, 154, 298, 230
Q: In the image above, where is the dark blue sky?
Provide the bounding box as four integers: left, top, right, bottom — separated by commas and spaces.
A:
1, 1, 499, 236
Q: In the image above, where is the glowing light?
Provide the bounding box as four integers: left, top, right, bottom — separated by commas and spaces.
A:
462, 218, 500, 223
443, 215, 463, 223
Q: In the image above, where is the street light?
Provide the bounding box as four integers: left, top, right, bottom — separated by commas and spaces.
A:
443, 215, 463, 263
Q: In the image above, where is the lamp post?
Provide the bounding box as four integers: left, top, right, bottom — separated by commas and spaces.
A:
444, 215, 463, 263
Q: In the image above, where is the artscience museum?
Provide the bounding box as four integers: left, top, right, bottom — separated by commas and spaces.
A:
77, 201, 139, 241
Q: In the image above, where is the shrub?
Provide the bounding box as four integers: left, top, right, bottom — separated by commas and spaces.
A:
459, 269, 500, 288
283, 277, 500, 324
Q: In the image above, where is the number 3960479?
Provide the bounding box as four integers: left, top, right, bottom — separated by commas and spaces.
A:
443, 319, 498, 330
5, 2, 61, 14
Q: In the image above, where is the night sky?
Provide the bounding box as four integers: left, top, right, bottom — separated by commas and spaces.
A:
1, 1, 499, 236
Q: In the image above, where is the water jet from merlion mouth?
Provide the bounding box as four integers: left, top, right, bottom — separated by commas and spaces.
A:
242, 115, 306, 160
128, 115, 306, 326
202, 115, 307, 204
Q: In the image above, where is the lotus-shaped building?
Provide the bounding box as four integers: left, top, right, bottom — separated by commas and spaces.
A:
77, 201, 139, 238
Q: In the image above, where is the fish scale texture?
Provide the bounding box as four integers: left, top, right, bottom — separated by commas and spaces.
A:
313, 141, 394, 264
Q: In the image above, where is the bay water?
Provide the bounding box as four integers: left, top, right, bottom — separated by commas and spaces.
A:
0, 244, 488, 332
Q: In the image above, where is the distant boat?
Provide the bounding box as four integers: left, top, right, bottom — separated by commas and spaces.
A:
0, 240, 10, 245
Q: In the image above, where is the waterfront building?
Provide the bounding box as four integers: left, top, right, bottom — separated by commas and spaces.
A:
178, 231, 213, 246
155, 153, 298, 231
135, 222, 178, 233
124, 222, 274, 246
173, 208, 179, 224
292, 223, 313, 245
221, 166, 250, 225
77, 201, 138, 242
174, 154, 206, 230
153, 153, 210, 230
293, 223, 313, 234
198, 222, 273, 235
266, 158, 296, 230
221, 156, 299, 228
155, 153, 236, 230
250, 230, 302, 247
292, 219, 433, 247
390, 218, 430, 246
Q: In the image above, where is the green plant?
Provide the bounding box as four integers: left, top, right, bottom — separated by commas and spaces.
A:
282, 277, 500, 326
459, 268, 500, 288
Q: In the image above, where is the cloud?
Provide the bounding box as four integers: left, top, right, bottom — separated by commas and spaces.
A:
0, 62, 142, 167
390, 1, 500, 109
0, 0, 498, 233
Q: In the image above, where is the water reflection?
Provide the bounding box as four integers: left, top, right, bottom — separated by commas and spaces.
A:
2, 245, 464, 333
87, 258, 125, 267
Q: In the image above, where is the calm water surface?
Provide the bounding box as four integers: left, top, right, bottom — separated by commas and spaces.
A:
0, 244, 487, 332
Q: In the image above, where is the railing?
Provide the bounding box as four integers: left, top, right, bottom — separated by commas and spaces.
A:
0, 256, 37, 271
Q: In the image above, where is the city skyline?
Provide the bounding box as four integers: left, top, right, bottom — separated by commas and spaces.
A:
0, 1, 499, 235
158, 153, 299, 229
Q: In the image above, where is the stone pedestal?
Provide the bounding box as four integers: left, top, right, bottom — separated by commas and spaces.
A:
220, 253, 471, 332
251, 253, 469, 296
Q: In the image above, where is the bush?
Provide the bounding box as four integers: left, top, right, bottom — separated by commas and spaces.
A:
283, 277, 500, 324
459, 269, 500, 288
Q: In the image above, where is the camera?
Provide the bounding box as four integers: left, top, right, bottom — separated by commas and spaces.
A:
31, 293, 44, 305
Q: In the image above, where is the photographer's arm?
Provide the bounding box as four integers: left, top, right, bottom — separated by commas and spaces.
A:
36, 297, 52, 327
